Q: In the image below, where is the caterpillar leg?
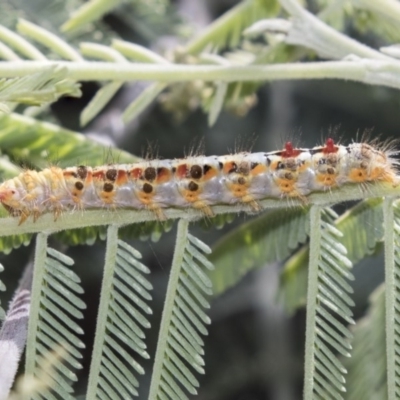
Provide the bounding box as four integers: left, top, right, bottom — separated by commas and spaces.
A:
147, 205, 166, 221
192, 201, 214, 217
18, 210, 30, 225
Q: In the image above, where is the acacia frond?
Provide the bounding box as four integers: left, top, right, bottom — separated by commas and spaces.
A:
54, 220, 174, 247
346, 284, 387, 400
303, 206, 354, 399
0, 66, 80, 113
86, 226, 153, 399
279, 198, 384, 314
185, 0, 280, 55
209, 206, 309, 295
0, 113, 138, 168
61, 0, 169, 34
148, 220, 213, 399
381, 199, 400, 398
25, 235, 85, 399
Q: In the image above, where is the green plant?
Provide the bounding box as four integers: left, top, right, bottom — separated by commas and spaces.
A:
1, 0, 400, 399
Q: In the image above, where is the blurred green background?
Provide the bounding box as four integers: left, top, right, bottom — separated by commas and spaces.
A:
1, 0, 399, 398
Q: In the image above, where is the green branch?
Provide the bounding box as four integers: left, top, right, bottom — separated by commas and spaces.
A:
0, 60, 400, 89
0, 182, 399, 238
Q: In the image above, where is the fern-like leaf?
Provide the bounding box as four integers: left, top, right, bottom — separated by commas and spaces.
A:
382, 198, 400, 398
209, 206, 309, 295
86, 225, 153, 399
148, 220, 213, 399
303, 206, 354, 399
346, 284, 387, 400
25, 234, 86, 399
279, 198, 383, 314
185, 0, 280, 54
61, 0, 123, 34
0, 113, 139, 168
0, 66, 80, 112
54, 220, 174, 247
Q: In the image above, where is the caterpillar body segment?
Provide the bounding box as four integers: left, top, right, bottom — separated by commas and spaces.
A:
0, 138, 398, 224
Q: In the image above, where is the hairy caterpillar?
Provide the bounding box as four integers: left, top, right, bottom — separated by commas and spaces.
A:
0, 138, 398, 224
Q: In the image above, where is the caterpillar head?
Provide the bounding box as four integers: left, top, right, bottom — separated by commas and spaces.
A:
0, 178, 25, 214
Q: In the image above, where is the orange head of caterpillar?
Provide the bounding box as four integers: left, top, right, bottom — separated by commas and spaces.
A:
0, 178, 25, 214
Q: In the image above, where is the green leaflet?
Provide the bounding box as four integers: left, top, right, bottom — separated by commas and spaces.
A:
0, 67, 80, 112
54, 220, 175, 246
148, 220, 213, 400
382, 199, 400, 398
25, 236, 85, 398
346, 284, 387, 399
279, 198, 384, 314
86, 226, 153, 399
185, 0, 280, 54
208, 206, 309, 295
122, 82, 168, 125
303, 206, 353, 400
0, 113, 139, 169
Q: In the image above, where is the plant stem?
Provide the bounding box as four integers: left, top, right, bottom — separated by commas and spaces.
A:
303, 205, 321, 399
0, 184, 398, 238
86, 224, 119, 399
383, 198, 396, 400
24, 233, 48, 377
0, 59, 397, 82
148, 219, 189, 400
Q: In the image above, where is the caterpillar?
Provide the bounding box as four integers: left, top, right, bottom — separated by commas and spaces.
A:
0, 138, 398, 224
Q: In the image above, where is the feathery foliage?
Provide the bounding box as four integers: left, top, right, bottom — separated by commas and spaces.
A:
346, 284, 387, 400
148, 220, 213, 399
86, 226, 153, 399
61, 0, 169, 35
25, 235, 85, 399
0, 67, 80, 113
185, 0, 280, 54
0, 113, 138, 168
303, 206, 354, 400
2, 0, 400, 398
382, 199, 400, 399
209, 206, 309, 295
279, 198, 384, 314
